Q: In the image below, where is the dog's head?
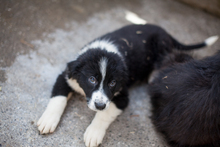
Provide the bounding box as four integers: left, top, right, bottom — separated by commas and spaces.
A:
66, 49, 127, 111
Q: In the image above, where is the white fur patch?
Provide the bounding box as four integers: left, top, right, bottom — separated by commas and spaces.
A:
99, 57, 107, 89
37, 96, 67, 134
125, 11, 147, 25
80, 40, 122, 57
67, 78, 86, 96
205, 35, 219, 46
84, 103, 122, 147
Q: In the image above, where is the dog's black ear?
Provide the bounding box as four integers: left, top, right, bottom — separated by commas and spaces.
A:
66, 60, 80, 79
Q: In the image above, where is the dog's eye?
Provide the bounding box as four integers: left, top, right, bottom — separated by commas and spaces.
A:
88, 76, 97, 85
109, 80, 116, 87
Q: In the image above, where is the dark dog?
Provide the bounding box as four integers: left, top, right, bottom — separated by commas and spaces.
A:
37, 24, 217, 147
148, 52, 220, 147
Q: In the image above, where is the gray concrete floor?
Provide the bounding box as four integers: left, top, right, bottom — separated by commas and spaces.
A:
0, 0, 220, 146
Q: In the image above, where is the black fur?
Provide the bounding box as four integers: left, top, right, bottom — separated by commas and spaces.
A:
148, 52, 220, 147
51, 24, 209, 111
98, 24, 207, 86
51, 72, 72, 97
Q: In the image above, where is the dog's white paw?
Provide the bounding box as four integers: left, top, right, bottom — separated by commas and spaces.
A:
83, 103, 122, 147
84, 123, 106, 147
37, 96, 67, 134
37, 109, 61, 134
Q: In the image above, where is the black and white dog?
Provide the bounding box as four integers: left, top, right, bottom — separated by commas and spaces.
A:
148, 52, 220, 147
37, 24, 218, 147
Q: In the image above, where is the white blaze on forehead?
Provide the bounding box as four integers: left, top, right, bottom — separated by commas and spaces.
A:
99, 57, 108, 89
79, 40, 122, 57
88, 57, 110, 111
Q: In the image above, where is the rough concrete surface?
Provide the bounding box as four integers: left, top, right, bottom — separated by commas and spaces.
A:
0, 0, 220, 147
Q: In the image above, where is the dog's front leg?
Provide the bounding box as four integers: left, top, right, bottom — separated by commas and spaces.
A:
84, 89, 129, 147
84, 103, 121, 147
37, 72, 72, 134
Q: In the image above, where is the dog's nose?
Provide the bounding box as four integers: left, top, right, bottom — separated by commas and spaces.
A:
95, 102, 106, 110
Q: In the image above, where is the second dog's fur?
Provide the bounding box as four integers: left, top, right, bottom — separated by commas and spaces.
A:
149, 52, 220, 147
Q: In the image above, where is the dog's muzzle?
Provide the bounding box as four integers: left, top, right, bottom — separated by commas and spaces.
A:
88, 90, 110, 111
